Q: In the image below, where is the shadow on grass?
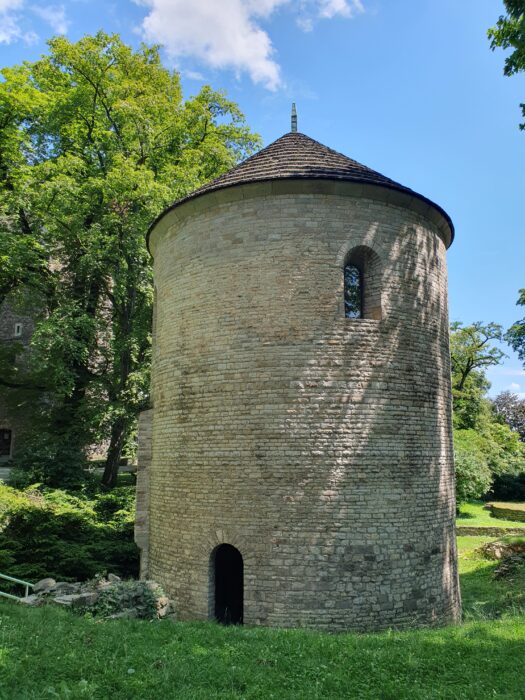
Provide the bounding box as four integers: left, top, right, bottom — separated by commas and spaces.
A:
460, 563, 525, 621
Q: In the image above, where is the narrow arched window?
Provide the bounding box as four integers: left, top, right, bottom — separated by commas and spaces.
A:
342, 246, 382, 320
344, 263, 363, 318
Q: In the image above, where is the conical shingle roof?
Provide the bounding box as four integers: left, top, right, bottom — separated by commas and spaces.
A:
149, 131, 453, 243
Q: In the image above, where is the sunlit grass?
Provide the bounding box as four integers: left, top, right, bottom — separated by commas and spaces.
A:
0, 537, 524, 698
456, 501, 525, 528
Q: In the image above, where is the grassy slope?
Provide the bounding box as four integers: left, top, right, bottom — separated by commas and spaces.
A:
1, 538, 525, 699
456, 501, 525, 528
0, 605, 524, 699
458, 536, 525, 619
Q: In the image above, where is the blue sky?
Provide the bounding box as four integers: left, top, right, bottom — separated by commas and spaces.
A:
1, 0, 524, 396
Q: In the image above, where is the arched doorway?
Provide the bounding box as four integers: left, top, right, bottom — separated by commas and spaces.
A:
212, 544, 243, 625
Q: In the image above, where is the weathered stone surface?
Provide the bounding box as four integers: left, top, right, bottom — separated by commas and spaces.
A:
17, 576, 172, 619
33, 578, 56, 593
489, 504, 525, 523
0, 300, 36, 462
53, 582, 81, 594
107, 608, 138, 620
481, 540, 525, 560
19, 594, 43, 606
135, 410, 152, 579
140, 141, 461, 632
53, 592, 98, 607
457, 526, 525, 537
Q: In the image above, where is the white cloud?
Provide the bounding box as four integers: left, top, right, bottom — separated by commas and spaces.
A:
135, 0, 283, 90
184, 69, 205, 81
0, 0, 23, 11
508, 382, 522, 391
317, 0, 363, 19
135, 0, 364, 90
296, 16, 313, 32
32, 4, 69, 34
0, 0, 39, 44
0, 0, 24, 43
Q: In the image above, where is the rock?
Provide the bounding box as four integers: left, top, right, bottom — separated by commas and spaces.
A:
96, 579, 112, 590
156, 596, 172, 618
107, 573, 121, 583
481, 540, 525, 560
145, 580, 162, 592
53, 591, 99, 608
107, 608, 138, 620
33, 578, 56, 593
71, 591, 100, 608
53, 595, 74, 606
18, 594, 43, 606
54, 582, 81, 595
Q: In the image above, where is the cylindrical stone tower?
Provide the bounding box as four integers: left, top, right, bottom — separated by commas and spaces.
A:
141, 131, 461, 631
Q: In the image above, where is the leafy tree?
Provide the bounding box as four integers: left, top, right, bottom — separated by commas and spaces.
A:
493, 391, 525, 442
506, 289, 525, 364
450, 321, 505, 429
449, 322, 525, 502
454, 432, 493, 504
0, 32, 260, 487
488, 0, 525, 129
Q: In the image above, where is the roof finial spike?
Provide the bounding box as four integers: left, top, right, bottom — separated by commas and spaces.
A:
291, 103, 297, 133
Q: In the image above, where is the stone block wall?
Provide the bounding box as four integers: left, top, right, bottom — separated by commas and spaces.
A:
135, 408, 153, 578
144, 180, 460, 631
0, 300, 35, 461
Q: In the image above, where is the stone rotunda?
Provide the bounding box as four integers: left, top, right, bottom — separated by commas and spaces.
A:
135, 120, 461, 632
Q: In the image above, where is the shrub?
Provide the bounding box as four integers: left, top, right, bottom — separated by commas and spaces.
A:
0, 483, 139, 585
489, 473, 525, 501
91, 581, 162, 620
9, 436, 87, 490
454, 434, 493, 504
93, 487, 136, 524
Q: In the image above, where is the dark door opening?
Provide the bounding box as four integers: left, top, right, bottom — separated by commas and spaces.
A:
213, 544, 243, 625
0, 429, 12, 457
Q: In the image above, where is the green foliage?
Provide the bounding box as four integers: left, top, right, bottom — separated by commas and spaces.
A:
490, 473, 525, 501
454, 432, 493, 504
0, 482, 138, 584
506, 288, 525, 364
493, 391, 525, 442
454, 423, 525, 504
92, 581, 161, 620
450, 321, 505, 430
449, 322, 525, 502
488, 0, 525, 128
1, 32, 260, 486
458, 534, 525, 619
9, 434, 88, 489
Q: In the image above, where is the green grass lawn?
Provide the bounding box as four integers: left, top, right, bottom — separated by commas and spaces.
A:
1, 537, 525, 699
1, 603, 525, 699
456, 501, 525, 528
458, 535, 525, 619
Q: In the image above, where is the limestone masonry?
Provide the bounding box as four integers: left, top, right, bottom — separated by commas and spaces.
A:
136, 131, 461, 631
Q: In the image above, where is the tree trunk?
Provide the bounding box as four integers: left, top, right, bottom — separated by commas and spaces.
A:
101, 416, 128, 488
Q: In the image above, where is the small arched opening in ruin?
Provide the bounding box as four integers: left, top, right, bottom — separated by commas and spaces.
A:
343, 245, 382, 320
210, 544, 243, 625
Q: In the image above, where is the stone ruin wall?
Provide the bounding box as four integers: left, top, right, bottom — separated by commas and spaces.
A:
139, 181, 461, 631
0, 300, 35, 462
135, 408, 153, 579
